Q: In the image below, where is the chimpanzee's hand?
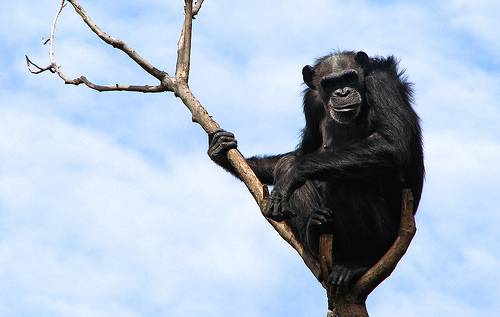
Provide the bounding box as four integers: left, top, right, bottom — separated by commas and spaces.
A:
265, 168, 305, 221
307, 207, 334, 233
208, 129, 237, 166
305, 207, 334, 256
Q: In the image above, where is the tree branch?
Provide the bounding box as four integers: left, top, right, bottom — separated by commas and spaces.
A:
62, 76, 167, 93
193, 0, 205, 16
322, 190, 416, 317
26, 55, 55, 74
176, 0, 194, 82
27, 0, 172, 94
352, 189, 416, 298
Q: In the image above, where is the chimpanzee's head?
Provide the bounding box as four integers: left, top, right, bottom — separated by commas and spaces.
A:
302, 51, 370, 124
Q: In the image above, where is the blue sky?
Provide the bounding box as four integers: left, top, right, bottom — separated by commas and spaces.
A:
1, 0, 499, 316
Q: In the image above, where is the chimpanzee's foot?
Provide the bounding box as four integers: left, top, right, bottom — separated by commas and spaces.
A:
327, 264, 368, 296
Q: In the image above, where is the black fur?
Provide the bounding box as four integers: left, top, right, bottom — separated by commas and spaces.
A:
208, 51, 424, 292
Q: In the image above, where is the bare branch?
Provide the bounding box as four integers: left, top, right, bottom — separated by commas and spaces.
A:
352, 189, 416, 298
25, 1, 73, 79
319, 234, 334, 284
193, 0, 205, 16
66, 0, 169, 82
176, 0, 194, 82
321, 190, 415, 316
26, 55, 55, 74
63, 76, 167, 93
27, 0, 174, 94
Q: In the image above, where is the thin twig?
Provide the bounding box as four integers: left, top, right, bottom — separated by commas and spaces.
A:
26, 55, 55, 74
193, 0, 205, 16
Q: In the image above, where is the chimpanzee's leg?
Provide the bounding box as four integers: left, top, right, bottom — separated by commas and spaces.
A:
271, 154, 325, 249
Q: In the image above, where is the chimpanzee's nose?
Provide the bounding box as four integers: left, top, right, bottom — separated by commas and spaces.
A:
334, 87, 350, 97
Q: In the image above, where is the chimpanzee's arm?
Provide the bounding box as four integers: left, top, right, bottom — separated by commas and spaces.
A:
297, 133, 402, 182
246, 154, 291, 184
208, 129, 292, 185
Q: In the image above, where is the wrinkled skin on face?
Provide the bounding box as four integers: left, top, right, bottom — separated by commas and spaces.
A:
302, 52, 368, 124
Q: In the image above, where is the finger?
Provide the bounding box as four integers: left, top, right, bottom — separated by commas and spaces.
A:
311, 214, 328, 223
310, 216, 327, 227
266, 195, 275, 217
327, 273, 334, 286
213, 131, 235, 143
330, 273, 340, 294
334, 267, 346, 297
272, 199, 282, 219
313, 208, 333, 217
216, 131, 235, 138
209, 137, 237, 155
309, 219, 322, 226
281, 200, 297, 218
336, 268, 347, 296
209, 130, 235, 148
210, 142, 227, 157
267, 194, 280, 219
343, 270, 354, 290
218, 141, 238, 153
217, 136, 238, 147
208, 128, 225, 142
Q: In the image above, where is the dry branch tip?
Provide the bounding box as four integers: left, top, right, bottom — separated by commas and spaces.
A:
25, 55, 55, 74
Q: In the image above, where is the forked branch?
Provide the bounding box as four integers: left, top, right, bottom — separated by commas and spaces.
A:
352, 189, 416, 297
27, 0, 173, 93
324, 190, 416, 317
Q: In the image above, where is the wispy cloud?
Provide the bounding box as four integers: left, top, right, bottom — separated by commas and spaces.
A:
0, 0, 499, 316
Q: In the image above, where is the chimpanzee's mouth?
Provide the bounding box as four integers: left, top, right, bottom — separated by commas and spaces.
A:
331, 103, 360, 112
333, 106, 357, 112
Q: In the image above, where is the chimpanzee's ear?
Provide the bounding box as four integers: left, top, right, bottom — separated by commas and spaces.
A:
355, 51, 370, 68
302, 65, 315, 89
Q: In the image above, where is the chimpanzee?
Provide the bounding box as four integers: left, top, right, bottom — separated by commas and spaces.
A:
208, 51, 424, 293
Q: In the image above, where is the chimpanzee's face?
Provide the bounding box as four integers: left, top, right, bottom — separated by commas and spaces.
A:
302, 52, 368, 124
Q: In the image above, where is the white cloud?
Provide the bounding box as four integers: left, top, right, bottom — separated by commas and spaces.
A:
0, 108, 302, 316
445, 0, 500, 52
1, 0, 500, 316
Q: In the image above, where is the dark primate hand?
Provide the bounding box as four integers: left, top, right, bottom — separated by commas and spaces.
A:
265, 167, 305, 221
207, 129, 237, 166
307, 207, 334, 233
